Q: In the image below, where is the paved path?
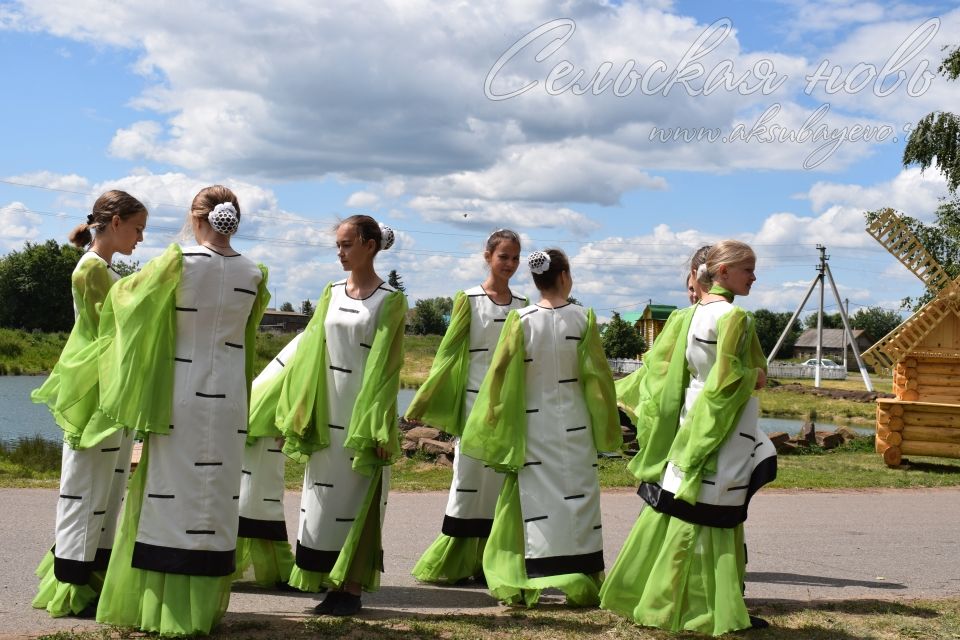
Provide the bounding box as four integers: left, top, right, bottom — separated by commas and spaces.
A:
3, 487, 959, 637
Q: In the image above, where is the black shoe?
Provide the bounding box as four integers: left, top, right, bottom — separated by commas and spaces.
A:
472, 573, 487, 587
75, 600, 98, 619
749, 615, 770, 629
329, 592, 362, 617
313, 591, 343, 615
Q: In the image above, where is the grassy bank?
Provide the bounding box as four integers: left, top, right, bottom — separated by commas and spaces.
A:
759, 377, 893, 424
32, 597, 960, 639
0, 329, 69, 375
6, 434, 960, 491
1, 329, 442, 387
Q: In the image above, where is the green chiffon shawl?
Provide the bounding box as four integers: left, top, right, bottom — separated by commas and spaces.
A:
460, 307, 622, 473
93, 244, 269, 443
273, 283, 408, 476
31, 256, 116, 448
625, 296, 766, 505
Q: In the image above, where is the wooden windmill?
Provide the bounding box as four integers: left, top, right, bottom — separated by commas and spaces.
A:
863, 208, 960, 467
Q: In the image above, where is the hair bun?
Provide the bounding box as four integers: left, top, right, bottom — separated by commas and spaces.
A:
379, 223, 395, 250
209, 202, 239, 236
528, 250, 551, 275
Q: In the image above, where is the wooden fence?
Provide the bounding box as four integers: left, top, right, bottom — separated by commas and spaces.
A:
608, 358, 643, 374
768, 362, 847, 380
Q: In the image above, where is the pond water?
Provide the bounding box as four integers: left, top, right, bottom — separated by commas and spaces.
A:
0, 377, 869, 443
0, 378, 418, 444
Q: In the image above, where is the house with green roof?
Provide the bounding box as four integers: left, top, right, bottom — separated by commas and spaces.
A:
638, 304, 677, 350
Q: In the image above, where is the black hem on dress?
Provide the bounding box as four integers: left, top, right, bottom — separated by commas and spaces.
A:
637, 455, 778, 529
52, 547, 112, 584
524, 549, 604, 578
295, 541, 340, 572
131, 541, 235, 577
441, 515, 493, 538
237, 516, 288, 541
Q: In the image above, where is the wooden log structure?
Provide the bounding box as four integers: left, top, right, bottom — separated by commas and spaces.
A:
876, 395, 960, 466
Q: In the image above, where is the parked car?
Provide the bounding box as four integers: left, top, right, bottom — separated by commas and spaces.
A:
801, 358, 842, 368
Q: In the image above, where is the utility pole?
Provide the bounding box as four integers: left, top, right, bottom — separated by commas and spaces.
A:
767, 245, 873, 391
843, 298, 850, 371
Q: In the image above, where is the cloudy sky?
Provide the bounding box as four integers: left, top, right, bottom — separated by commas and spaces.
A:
1, 0, 958, 319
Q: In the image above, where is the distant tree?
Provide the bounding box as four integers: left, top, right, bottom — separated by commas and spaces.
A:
387, 269, 406, 292
601, 312, 646, 359
0, 240, 83, 331
409, 297, 453, 335
567, 296, 581, 305
300, 299, 315, 317
112, 259, 139, 277
851, 306, 903, 343
903, 45, 960, 191
754, 309, 802, 359
279, 302, 295, 312
803, 311, 843, 330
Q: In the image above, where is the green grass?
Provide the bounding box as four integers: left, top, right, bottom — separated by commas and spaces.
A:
0, 328, 69, 375
0, 330, 443, 388
7, 433, 960, 491
758, 377, 891, 424
32, 597, 960, 639
0, 435, 61, 485
401, 334, 443, 388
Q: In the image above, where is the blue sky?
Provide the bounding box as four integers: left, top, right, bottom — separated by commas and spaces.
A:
1, 0, 958, 320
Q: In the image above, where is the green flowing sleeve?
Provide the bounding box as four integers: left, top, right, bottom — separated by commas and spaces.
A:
460, 310, 527, 473
578, 308, 622, 453
614, 367, 645, 425
246, 334, 297, 442
345, 290, 408, 476
626, 307, 695, 483
244, 264, 270, 404
96, 244, 182, 436
403, 290, 470, 435
276, 284, 333, 462
669, 307, 762, 504
31, 258, 115, 448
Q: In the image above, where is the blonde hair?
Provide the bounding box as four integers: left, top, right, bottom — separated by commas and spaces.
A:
699, 240, 755, 287
190, 185, 240, 225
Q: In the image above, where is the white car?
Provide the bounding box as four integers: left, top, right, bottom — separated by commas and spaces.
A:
801, 358, 842, 368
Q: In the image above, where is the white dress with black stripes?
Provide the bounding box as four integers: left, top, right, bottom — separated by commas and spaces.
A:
443, 286, 527, 537
54, 252, 133, 583
132, 246, 263, 576
237, 333, 303, 541
513, 303, 603, 575
657, 300, 777, 510
295, 280, 394, 571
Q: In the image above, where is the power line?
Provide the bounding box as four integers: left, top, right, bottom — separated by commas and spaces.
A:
0, 175, 905, 251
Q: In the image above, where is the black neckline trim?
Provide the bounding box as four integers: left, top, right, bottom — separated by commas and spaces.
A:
201, 244, 241, 257
536, 302, 571, 310
478, 285, 517, 307
343, 280, 388, 300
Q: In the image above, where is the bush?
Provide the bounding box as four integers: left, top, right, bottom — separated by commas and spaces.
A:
0, 435, 61, 472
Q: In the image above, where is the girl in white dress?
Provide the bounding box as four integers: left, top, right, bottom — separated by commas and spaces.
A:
460, 249, 621, 606
32, 191, 148, 618
94, 186, 270, 636
272, 215, 406, 616
600, 240, 776, 635
233, 333, 303, 589
405, 229, 526, 585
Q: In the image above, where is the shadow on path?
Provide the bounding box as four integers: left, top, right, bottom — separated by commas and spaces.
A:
747, 571, 906, 590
